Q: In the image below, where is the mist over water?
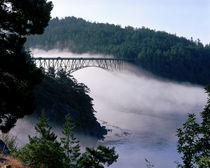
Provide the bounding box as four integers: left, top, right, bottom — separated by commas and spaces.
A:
72, 66, 206, 168
14, 49, 207, 168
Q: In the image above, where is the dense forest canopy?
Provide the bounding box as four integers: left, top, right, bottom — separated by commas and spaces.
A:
0, 0, 52, 132
26, 17, 210, 86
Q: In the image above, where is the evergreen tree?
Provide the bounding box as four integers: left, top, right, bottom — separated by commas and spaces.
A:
17, 110, 67, 168
17, 111, 118, 168
34, 110, 57, 141
61, 114, 81, 168
77, 145, 118, 168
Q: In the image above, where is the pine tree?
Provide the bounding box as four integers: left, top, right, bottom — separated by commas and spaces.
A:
35, 110, 57, 141
17, 110, 67, 168
17, 111, 119, 167
61, 114, 81, 168
77, 145, 118, 168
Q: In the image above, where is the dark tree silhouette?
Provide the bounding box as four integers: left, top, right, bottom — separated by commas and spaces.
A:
0, 0, 53, 132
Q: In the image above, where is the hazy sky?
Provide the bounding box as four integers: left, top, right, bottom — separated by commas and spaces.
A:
51, 0, 210, 44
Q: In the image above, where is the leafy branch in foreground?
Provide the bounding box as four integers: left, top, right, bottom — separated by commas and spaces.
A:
176, 85, 210, 168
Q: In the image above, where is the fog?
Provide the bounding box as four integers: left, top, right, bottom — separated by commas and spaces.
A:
72, 65, 206, 168
13, 49, 207, 168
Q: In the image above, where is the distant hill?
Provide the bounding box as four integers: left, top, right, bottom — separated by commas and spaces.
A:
26, 17, 210, 85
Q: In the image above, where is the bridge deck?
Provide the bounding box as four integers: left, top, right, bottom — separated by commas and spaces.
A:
32, 57, 134, 73
32, 57, 131, 61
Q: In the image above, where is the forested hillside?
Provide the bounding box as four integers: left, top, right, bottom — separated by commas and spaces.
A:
26, 17, 210, 85
34, 69, 107, 139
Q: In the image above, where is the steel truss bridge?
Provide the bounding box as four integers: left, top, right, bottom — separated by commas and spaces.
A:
32, 57, 129, 74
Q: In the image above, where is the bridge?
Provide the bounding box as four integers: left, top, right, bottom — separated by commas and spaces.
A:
32, 57, 130, 74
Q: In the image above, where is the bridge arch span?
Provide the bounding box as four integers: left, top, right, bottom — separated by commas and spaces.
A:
32, 57, 125, 74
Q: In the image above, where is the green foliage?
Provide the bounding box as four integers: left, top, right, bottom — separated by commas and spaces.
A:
0, 0, 53, 132
61, 114, 81, 168
17, 111, 118, 168
177, 114, 201, 168
26, 16, 210, 85
18, 137, 66, 168
17, 110, 67, 168
177, 86, 210, 168
35, 69, 107, 139
198, 156, 210, 167
77, 145, 118, 168
35, 110, 57, 141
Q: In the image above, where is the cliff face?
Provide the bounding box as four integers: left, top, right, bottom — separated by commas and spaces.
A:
33, 74, 107, 140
